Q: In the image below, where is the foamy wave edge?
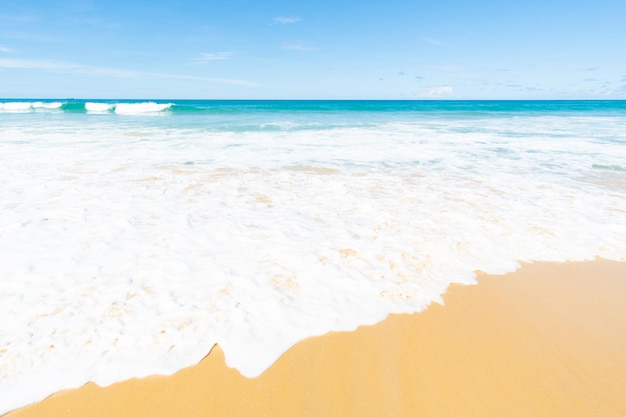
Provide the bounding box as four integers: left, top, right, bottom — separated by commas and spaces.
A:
113, 102, 173, 114
0, 101, 64, 111
85, 102, 115, 113
0, 101, 173, 114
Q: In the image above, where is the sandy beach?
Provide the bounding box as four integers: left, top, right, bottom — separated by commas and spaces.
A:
5, 259, 626, 417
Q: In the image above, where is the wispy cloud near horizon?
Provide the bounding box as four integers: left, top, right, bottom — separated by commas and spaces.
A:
0, 45, 12, 53
0, 58, 137, 77
273, 16, 301, 24
281, 41, 318, 51
0, 13, 39, 23
424, 85, 454, 97
2, 31, 64, 42
194, 52, 231, 63
151, 72, 260, 87
422, 37, 446, 47
0, 58, 260, 87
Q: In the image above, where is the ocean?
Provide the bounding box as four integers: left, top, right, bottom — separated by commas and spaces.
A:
1, 99, 625, 413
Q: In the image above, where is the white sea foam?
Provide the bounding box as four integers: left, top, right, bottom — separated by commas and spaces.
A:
0, 102, 33, 112
0, 101, 64, 112
0, 113, 625, 414
31, 102, 63, 110
85, 102, 114, 113
114, 102, 173, 114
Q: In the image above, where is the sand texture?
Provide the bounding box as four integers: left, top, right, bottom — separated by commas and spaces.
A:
5, 259, 626, 417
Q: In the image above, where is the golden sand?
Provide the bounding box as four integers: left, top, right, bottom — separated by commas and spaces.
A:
6, 259, 626, 417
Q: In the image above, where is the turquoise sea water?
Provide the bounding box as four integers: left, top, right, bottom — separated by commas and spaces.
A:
1, 100, 625, 413
4, 98, 626, 113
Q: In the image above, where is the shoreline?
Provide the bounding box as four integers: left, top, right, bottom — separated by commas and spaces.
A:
6, 259, 626, 417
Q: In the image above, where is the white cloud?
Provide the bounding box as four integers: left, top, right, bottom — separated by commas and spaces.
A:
0, 45, 12, 53
281, 41, 318, 51
0, 57, 260, 87
151, 72, 260, 87
273, 16, 301, 24
0, 58, 137, 77
3, 31, 64, 42
425, 86, 454, 97
194, 52, 231, 63
0, 13, 38, 23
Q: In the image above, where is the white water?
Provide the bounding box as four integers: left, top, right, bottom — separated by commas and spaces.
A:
0, 113, 625, 414
114, 102, 172, 114
85, 102, 115, 113
0, 102, 63, 112
0, 101, 172, 114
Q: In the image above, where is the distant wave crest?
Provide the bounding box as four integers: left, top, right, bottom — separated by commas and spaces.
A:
114, 102, 173, 114
0, 101, 173, 114
0, 101, 64, 112
85, 102, 115, 113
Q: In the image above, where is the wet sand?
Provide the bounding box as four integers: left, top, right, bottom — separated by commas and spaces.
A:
6, 259, 626, 417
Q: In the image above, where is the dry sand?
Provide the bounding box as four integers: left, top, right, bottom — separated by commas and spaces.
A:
5, 259, 626, 417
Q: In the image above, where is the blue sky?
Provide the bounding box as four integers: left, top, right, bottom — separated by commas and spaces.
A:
1, 0, 625, 99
